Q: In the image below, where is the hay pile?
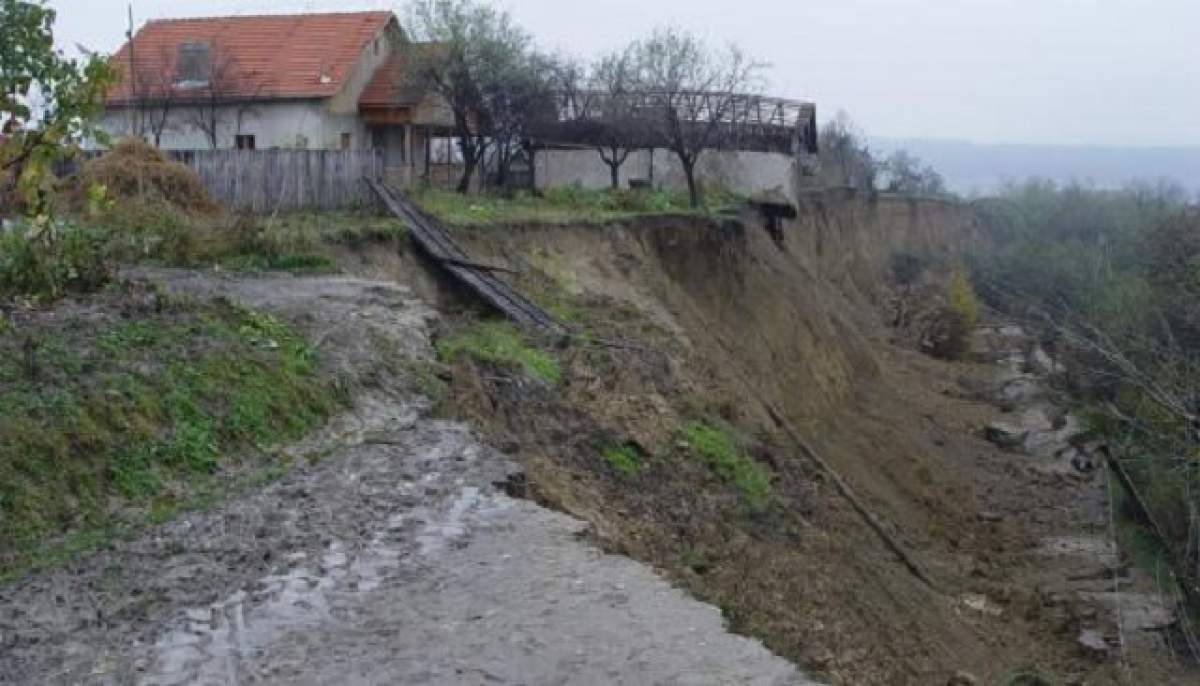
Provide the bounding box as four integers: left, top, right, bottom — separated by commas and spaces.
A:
83, 139, 219, 214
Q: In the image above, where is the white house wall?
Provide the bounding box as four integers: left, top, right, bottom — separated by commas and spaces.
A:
328, 21, 403, 115
98, 99, 371, 151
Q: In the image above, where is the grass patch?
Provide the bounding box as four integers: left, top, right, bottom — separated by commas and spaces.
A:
601, 443, 644, 477
680, 421, 772, 508
0, 287, 340, 579
412, 186, 740, 227
93, 204, 404, 274
436, 320, 561, 385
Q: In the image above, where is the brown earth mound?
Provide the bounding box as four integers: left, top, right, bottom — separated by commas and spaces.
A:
82, 139, 218, 214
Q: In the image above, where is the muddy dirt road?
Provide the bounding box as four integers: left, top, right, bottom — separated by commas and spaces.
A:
0, 273, 808, 685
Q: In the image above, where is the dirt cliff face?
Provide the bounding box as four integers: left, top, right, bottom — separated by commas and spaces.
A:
393, 194, 1177, 684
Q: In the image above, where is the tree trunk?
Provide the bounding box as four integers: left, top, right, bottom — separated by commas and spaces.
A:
681, 157, 699, 208
457, 156, 477, 195
609, 162, 620, 190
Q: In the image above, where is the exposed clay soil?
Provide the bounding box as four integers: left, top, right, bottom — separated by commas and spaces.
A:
3, 192, 1195, 685
394, 199, 1191, 685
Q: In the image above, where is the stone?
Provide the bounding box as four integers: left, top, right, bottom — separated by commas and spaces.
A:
1000, 376, 1043, 404
1020, 407, 1056, 432
985, 422, 1028, 450
1069, 448, 1098, 474
1027, 345, 1066, 376
1077, 629, 1111, 659
947, 671, 979, 686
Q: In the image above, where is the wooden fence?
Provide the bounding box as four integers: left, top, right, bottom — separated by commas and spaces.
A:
168, 149, 383, 212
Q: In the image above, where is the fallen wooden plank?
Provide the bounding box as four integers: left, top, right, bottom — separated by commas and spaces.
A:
367, 179, 564, 335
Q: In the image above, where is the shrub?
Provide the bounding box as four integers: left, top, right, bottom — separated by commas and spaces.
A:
0, 220, 113, 301
95, 196, 219, 265
927, 267, 979, 360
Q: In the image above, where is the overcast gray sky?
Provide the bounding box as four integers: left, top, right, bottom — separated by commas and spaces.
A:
47, 0, 1200, 147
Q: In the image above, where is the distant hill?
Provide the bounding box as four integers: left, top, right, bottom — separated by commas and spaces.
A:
870, 137, 1200, 197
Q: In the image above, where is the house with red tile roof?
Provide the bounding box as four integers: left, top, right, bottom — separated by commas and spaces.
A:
99, 11, 455, 186
97, 10, 816, 197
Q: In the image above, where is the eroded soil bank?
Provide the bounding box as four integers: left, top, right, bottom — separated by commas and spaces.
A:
0, 272, 806, 685
4, 191, 1193, 685
389, 192, 1190, 684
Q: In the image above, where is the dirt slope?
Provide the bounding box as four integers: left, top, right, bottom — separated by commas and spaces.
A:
375, 192, 1186, 684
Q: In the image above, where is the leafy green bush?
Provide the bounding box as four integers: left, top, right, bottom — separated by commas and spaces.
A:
927, 267, 979, 360
0, 220, 113, 301
437, 320, 561, 384
95, 196, 216, 264
680, 422, 771, 508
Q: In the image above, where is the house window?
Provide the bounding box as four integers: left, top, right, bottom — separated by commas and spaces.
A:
175, 42, 212, 88
374, 38, 380, 56
340, 132, 353, 150
430, 137, 463, 165
235, 135, 256, 150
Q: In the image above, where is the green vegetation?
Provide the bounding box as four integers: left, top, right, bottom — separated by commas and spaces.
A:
0, 204, 406, 303
680, 421, 771, 508
437, 320, 561, 384
412, 186, 739, 226
1000, 669, 1056, 686
1, 0, 116, 215
0, 289, 340, 578
974, 178, 1200, 612
601, 443, 644, 477
0, 221, 113, 301
927, 266, 981, 360
93, 200, 403, 273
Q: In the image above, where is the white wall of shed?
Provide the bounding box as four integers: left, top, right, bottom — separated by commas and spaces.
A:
535, 148, 799, 201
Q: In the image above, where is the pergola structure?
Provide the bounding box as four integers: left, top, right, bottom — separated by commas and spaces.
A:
533, 90, 818, 156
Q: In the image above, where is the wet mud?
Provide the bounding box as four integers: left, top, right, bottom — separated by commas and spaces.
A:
0, 273, 807, 685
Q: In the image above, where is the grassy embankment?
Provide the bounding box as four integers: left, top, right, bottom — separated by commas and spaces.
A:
0, 282, 344, 581
410, 186, 742, 227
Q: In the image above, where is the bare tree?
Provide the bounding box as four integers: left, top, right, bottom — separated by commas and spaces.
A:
820, 110, 876, 190
405, 0, 531, 194
125, 44, 181, 147
589, 47, 643, 189
178, 41, 265, 149
628, 27, 765, 207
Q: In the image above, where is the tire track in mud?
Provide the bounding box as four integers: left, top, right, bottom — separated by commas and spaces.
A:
0, 273, 810, 686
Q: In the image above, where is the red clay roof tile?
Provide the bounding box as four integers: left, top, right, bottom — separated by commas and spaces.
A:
107, 11, 395, 103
